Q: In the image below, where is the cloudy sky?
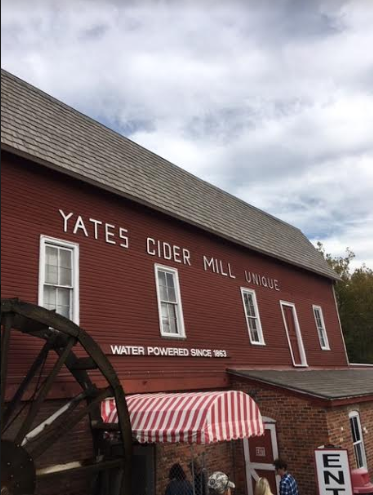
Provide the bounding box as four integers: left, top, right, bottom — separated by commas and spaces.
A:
2, 0, 373, 270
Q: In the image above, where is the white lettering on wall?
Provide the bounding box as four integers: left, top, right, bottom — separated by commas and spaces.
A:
203, 256, 214, 271
110, 345, 146, 356
57, 211, 282, 290
146, 238, 191, 266
203, 256, 236, 279
245, 270, 280, 291
73, 216, 89, 237
119, 228, 129, 248
110, 345, 228, 358
59, 210, 129, 249
59, 210, 74, 232
105, 223, 116, 245
89, 218, 102, 239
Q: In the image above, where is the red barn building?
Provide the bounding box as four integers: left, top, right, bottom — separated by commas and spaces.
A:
1, 69, 372, 495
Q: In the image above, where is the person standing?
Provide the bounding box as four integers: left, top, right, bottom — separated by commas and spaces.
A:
273, 459, 299, 495
165, 463, 193, 495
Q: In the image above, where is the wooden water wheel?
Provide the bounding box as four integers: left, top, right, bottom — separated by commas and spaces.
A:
1, 298, 132, 495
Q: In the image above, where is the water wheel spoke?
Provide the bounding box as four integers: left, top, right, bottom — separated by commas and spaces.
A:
36, 456, 124, 479
14, 337, 76, 445
3, 340, 52, 429
22, 389, 90, 449
1, 313, 14, 424
29, 387, 113, 459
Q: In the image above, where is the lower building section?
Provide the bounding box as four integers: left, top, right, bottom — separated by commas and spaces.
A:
5, 378, 373, 495
124, 378, 373, 495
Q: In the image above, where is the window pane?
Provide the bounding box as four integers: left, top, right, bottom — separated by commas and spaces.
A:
244, 293, 256, 317
159, 283, 168, 301
158, 271, 166, 286
60, 249, 72, 269
351, 417, 359, 442
162, 318, 170, 333
161, 303, 178, 334
161, 303, 170, 333
59, 249, 72, 285
57, 288, 71, 319
58, 287, 70, 306
166, 272, 175, 288
57, 306, 70, 319
45, 246, 58, 284
355, 444, 364, 468
57, 303, 70, 319
43, 286, 56, 310
249, 300, 256, 317
161, 302, 168, 318
168, 305, 178, 334
249, 318, 259, 342
314, 309, 321, 325
169, 316, 178, 334
158, 271, 168, 300
167, 287, 176, 303
60, 267, 72, 286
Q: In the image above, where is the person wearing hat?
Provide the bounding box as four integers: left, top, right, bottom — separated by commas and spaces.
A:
207, 472, 235, 495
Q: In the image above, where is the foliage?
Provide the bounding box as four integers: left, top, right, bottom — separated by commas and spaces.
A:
317, 243, 373, 364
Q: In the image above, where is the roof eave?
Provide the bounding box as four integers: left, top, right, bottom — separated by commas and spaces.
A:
227, 369, 373, 405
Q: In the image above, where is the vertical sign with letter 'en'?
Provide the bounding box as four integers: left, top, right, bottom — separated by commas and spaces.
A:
314, 449, 353, 495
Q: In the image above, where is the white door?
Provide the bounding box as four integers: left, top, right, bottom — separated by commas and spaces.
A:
244, 418, 279, 495
280, 301, 308, 367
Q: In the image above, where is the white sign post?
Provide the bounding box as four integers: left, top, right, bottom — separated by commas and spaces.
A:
314, 449, 353, 495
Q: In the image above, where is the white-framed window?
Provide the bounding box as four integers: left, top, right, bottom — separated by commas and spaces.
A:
240, 288, 265, 345
39, 236, 79, 324
349, 411, 367, 468
155, 264, 185, 338
313, 305, 330, 350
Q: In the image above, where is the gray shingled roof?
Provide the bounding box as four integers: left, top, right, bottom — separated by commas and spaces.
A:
1, 69, 338, 280
228, 369, 373, 400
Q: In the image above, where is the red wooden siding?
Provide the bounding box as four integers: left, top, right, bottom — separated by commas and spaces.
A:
1, 152, 348, 394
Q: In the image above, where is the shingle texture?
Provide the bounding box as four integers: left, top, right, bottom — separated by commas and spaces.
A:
1, 69, 338, 280
228, 369, 373, 399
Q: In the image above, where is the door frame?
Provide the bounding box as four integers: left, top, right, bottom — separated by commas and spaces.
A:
279, 300, 308, 367
243, 417, 279, 495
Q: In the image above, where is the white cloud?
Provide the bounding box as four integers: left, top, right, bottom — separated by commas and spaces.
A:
1, 0, 373, 269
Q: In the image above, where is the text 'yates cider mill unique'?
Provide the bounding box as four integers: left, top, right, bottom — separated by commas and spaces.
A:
58, 209, 280, 290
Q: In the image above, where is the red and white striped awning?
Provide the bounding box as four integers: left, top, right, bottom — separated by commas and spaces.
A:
101, 390, 264, 444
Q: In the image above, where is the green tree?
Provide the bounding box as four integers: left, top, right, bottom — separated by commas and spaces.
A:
316, 243, 373, 364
